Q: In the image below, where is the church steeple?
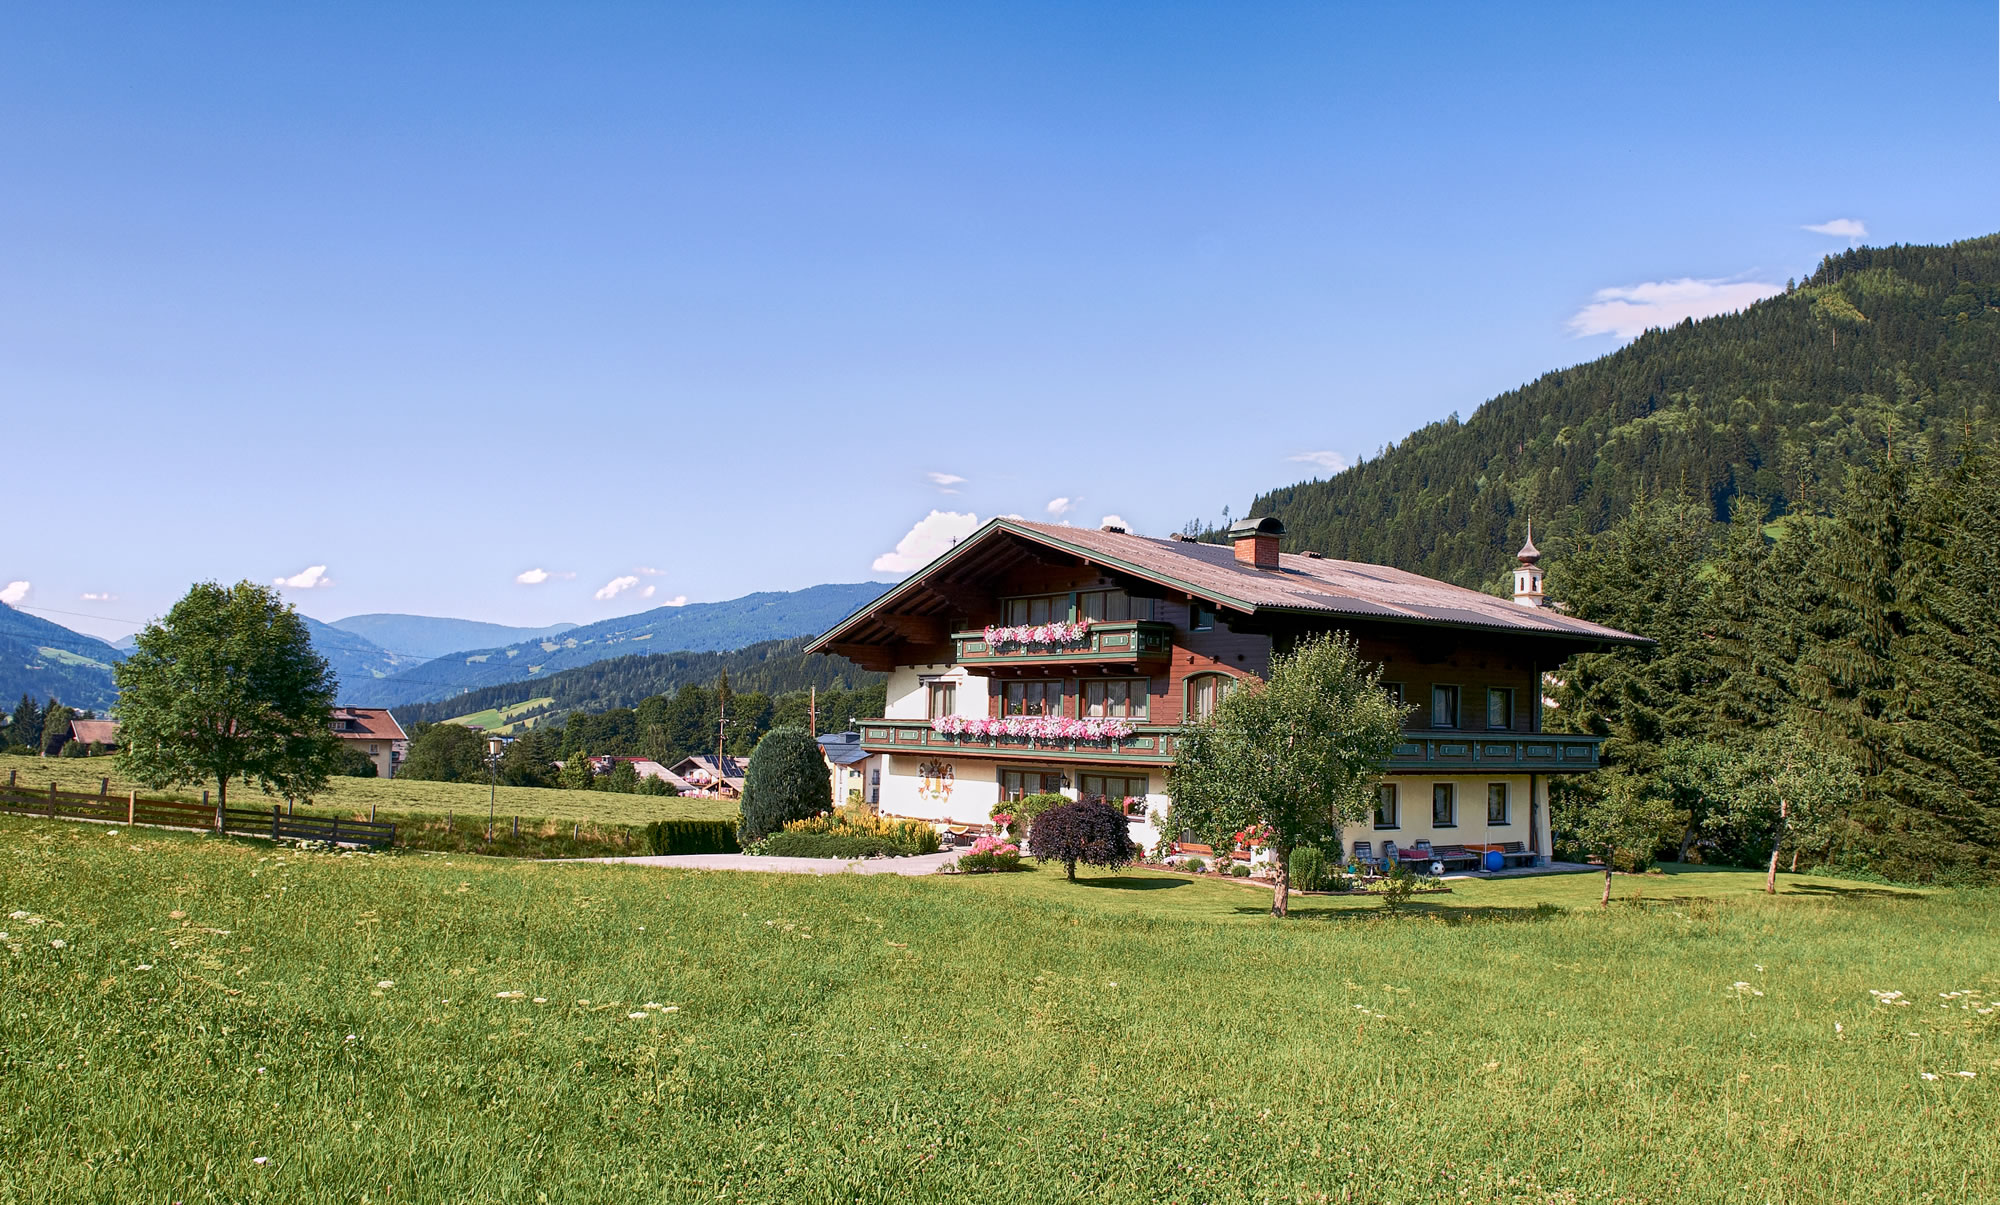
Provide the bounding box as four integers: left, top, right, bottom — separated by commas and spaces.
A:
1512, 522, 1545, 607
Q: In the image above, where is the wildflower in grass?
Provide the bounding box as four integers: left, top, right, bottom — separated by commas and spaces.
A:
377, 980, 393, 989
253, 1157, 268, 1166
1920, 1072, 1938, 1081
7, 911, 27, 920
345, 1034, 357, 1042
663, 1005, 679, 1013
533, 998, 547, 1004
134, 964, 153, 972
494, 991, 525, 999
49, 939, 65, 949
627, 1011, 649, 1020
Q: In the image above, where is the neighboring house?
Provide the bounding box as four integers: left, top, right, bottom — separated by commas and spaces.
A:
817, 731, 883, 810
808, 516, 1646, 860
588, 755, 692, 791
664, 753, 745, 798
66, 718, 121, 750
330, 707, 408, 778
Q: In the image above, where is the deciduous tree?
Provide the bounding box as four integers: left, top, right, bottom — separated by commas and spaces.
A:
1027, 798, 1137, 881
738, 725, 829, 844
114, 581, 341, 808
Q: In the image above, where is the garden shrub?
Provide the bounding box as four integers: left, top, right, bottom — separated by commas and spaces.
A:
645, 819, 740, 856
1229, 863, 1251, 878
1028, 799, 1138, 881
751, 806, 939, 858
1378, 862, 1415, 913
760, 831, 892, 858
1290, 846, 1328, 891
1327, 872, 1355, 893
954, 835, 1025, 873
1181, 856, 1207, 874
992, 792, 1066, 839
738, 726, 831, 844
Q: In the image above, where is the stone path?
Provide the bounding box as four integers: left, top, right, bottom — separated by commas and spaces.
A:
578, 850, 962, 876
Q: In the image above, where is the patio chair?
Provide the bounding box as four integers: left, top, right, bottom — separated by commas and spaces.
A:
1350, 841, 1374, 872
1381, 840, 1399, 869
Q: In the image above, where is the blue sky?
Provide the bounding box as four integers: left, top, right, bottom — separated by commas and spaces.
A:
4, 2, 1996, 640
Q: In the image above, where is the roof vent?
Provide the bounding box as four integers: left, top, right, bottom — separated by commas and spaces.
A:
1300, 550, 1324, 559
1099, 522, 1127, 534
1167, 531, 1189, 542
1227, 516, 1285, 569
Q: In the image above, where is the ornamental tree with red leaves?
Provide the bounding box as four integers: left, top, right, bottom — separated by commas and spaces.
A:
1028, 798, 1139, 881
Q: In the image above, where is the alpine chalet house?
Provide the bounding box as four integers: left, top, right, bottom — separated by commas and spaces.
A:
807, 517, 1645, 863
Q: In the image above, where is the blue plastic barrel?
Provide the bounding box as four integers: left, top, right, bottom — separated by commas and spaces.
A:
1483, 849, 1505, 872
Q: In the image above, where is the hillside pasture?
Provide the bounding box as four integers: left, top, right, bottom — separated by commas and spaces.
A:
0, 753, 734, 827
0, 816, 1991, 1203
442, 696, 555, 734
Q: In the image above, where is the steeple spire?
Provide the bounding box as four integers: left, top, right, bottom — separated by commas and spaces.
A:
1512, 521, 1545, 607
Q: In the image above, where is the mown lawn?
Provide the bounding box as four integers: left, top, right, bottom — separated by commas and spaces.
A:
0, 817, 1993, 1204
0, 752, 733, 826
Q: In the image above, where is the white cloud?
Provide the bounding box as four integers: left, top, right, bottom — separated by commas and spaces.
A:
872, 510, 981, 573
1099, 514, 1129, 530
1287, 451, 1350, 473
640, 585, 656, 599
635, 566, 663, 576
0, 581, 28, 605
926, 471, 967, 492
273, 565, 332, 589
80, 592, 118, 602
1045, 497, 1076, 518
515, 568, 576, 585
1805, 218, 1867, 240
595, 575, 641, 601
1569, 278, 1785, 340
661, 594, 688, 607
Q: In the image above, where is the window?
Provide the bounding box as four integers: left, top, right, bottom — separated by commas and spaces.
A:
1430, 685, 1460, 729
1186, 674, 1235, 722
1003, 594, 1068, 626
1003, 680, 1065, 716
1383, 682, 1405, 707
1375, 783, 1400, 829
1083, 678, 1150, 719
926, 681, 957, 719
1079, 589, 1147, 622
1487, 688, 1514, 730
1432, 783, 1457, 827
369, 743, 379, 755
1190, 602, 1215, 631
1081, 773, 1149, 817
1487, 782, 1510, 824
1000, 769, 1063, 801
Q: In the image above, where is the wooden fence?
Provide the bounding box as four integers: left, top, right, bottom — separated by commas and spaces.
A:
0, 770, 397, 848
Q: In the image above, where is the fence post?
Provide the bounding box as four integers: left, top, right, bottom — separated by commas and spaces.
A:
271, 805, 281, 842
205, 790, 216, 833
99, 777, 108, 798
127, 789, 136, 825
513, 815, 519, 838
330, 816, 340, 846
48, 782, 58, 820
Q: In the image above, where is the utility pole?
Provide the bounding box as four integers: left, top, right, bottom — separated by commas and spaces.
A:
809, 685, 817, 737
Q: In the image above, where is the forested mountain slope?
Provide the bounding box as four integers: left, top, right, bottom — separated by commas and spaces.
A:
0, 603, 123, 713
344, 583, 890, 707
394, 637, 883, 730
327, 614, 578, 661
1254, 235, 2000, 586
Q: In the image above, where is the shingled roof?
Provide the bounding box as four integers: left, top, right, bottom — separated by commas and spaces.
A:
811, 517, 1647, 652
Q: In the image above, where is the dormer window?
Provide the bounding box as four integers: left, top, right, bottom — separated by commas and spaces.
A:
1190, 603, 1215, 632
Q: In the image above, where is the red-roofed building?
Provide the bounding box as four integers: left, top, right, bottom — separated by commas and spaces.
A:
330, 707, 408, 778
808, 517, 1647, 862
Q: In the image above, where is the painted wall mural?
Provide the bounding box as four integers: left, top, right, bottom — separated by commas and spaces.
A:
917, 760, 955, 802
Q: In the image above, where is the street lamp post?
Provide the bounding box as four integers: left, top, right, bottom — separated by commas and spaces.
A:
485, 735, 505, 842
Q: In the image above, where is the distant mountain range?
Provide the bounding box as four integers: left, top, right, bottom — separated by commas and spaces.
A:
338, 583, 890, 707
325, 614, 579, 661
5, 583, 890, 715
1, 603, 125, 713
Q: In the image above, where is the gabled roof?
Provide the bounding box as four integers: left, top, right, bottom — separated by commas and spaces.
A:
817, 731, 873, 766
330, 707, 407, 742
67, 718, 120, 745
809, 517, 1646, 654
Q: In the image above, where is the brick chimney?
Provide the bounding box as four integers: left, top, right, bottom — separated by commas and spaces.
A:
1228, 516, 1284, 569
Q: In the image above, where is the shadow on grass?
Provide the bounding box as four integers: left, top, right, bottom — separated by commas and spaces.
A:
1231, 900, 1565, 925
1781, 882, 1915, 899
1067, 875, 1191, 892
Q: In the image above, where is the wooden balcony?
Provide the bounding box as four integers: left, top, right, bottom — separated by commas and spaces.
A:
857, 720, 1603, 774
860, 717, 1178, 766
1385, 732, 1602, 773
951, 620, 1174, 669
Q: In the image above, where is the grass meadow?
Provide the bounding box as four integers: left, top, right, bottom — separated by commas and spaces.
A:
442, 697, 555, 735
0, 752, 732, 827
1, 816, 1994, 1204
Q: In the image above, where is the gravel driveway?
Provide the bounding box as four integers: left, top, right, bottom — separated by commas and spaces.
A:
578, 850, 963, 876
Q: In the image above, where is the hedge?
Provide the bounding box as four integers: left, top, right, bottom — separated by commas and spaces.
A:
645, 819, 742, 856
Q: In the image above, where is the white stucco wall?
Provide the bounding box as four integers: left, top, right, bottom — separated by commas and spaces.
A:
884, 664, 991, 721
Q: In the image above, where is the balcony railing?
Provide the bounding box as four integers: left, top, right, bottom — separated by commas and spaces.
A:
857, 718, 1604, 773
952, 620, 1174, 668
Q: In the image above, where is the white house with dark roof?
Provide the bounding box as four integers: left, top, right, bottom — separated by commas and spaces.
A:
329, 707, 408, 778
808, 517, 1645, 864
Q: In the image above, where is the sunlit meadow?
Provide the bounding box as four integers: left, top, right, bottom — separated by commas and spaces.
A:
0, 815, 1994, 1203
